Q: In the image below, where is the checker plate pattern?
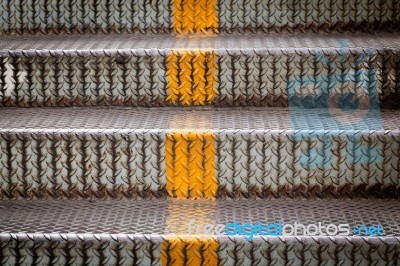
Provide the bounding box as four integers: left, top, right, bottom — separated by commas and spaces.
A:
0, 198, 399, 265
1, 33, 400, 108
0, 107, 399, 199
0, 0, 400, 34
1, 1, 400, 265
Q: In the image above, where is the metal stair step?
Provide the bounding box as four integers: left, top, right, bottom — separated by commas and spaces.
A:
0, 107, 399, 199
0, 198, 399, 265
1, 33, 400, 108
1, 1, 399, 266
1, 0, 399, 35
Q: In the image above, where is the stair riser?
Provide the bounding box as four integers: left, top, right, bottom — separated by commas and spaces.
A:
1, 0, 400, 34
0, 234, 398, 265
1, 131, 399, 199
1, 49, 399, 108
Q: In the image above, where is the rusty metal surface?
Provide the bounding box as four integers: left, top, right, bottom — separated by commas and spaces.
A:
0, 107, 399, 199
0, 0, 400, 35
1, 1, 399, 265
0, 234, 398, 265
0, 33, 399, 108
0, 198, 399, 265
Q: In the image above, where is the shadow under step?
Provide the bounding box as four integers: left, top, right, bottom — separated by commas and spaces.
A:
0, 107, 399, 199
1, 33, 400, 108
0, 198, 399, 265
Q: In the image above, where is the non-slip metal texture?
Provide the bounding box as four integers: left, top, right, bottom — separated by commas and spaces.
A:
217, 0, 400, 34
0, 0, 400, 34
0, 33, 400, 108
172, 0, 218, 34
1, 198, 399, 235
1, 235, 398, 265
0, 107, 399, 199
0, 198, 399, 265
0, 0, 173, 35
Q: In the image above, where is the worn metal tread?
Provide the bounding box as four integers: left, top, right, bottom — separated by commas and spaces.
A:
0, 106, 395, 131
0, 198, 399, 265
1, 0, 400, 35
1, 32, 400, 52
0, 198, 399, 235
1, 33, 400, 108
0, 107, 399, 199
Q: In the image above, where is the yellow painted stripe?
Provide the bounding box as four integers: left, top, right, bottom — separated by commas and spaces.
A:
188, 133, 204, 198
173, 0, 218, 34
161, 236, 219, 266
166, 131, 217, 199
166, 49, 218, 106
166, 132, 189, 198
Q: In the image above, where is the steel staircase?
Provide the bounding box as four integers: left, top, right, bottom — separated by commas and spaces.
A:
0, 1, 399, 265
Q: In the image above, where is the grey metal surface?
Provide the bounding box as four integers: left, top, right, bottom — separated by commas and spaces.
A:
217, 0, 400, 34
0, 0, 399, 35
0, 198, 399, 235
0, 106, 397, 131
0, 107, 399, 199
1, 32, 400, 51
0, 1, 399, 265
0, 234, 398, 266
0, 198, 399, 265
0, 0, 173, 35
1, 33, 399, 108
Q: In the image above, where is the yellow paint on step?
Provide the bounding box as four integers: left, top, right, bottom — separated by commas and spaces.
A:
188, 134, 204, 198
161, 235, 219, 266
173, 0, 218, 34
166, 49, 218, 106
166, 130, 217, 199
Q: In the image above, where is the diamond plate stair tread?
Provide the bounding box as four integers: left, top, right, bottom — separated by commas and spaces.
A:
1, 32, 400, 109
0, 107, 398, 132
0, 199, 398, 266
1, 107, 399, 199
1, 32, 399, 52
1, 0, 400, 36
0, 198, 398, 236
